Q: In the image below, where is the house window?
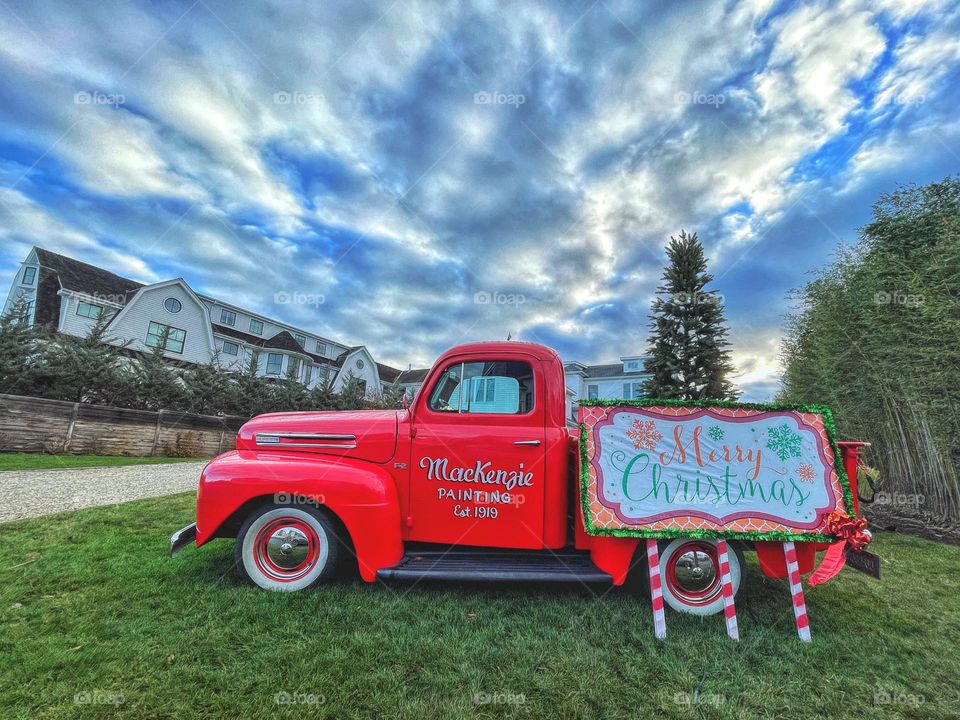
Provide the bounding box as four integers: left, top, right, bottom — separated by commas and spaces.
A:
220, 309, 237, 326
474, 377, 496, 403
304, 365, 312, 384
146, 321, 186, 353
316, 341, 326, 355
76, 301, 103, 319
163, 297, 182, 314
294, 333, 306, 348
288, 357, 301, 378
266, 353, 283, 375
22, 267, 37, 285
587, 384, 599, 400
16, 300, 35, 325
625, 361, 639, 371
249, 319, 263, 334
623, 382, 643, 399
222, 341, 240, 356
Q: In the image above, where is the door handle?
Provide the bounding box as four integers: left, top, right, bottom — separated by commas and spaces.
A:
514, 440, 541, 446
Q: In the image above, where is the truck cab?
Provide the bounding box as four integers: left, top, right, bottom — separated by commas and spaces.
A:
172, 341, 865, 616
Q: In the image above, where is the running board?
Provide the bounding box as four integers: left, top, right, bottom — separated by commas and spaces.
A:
376, 549, 612, 584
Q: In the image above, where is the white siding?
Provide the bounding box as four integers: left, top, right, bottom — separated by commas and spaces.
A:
59, 295, 122, 339
2, 251, 40, 323
334, 348, 381, 397
107, 283, 213, 364
202, 299, 347, 360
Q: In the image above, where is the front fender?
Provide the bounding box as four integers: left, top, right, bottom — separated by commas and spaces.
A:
196, 450, 403, 581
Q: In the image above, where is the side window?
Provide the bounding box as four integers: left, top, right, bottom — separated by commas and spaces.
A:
427, 361, 534, 414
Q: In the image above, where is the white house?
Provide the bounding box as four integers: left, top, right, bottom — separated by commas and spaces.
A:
3, 247, 392, 396
562, 356, 651, 421
4, 247, 651, 406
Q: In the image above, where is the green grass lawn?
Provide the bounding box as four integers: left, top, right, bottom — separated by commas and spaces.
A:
1, 494, 957, 719
0, 453, 200, 471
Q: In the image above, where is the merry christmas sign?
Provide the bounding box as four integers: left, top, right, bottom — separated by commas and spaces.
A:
579, 401, 855, 541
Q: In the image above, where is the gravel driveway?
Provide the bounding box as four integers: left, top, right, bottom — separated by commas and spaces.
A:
0, 461, 206, 524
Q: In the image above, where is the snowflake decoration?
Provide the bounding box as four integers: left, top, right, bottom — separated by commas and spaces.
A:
708, 425, 724, 441
766, 424, 803, 461
797, 463, 816, 483
627, 419, 663, 451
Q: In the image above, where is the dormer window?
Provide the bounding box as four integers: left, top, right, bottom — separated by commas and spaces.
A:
316, 340, 326, 355
249, 318, 263, 335
220, 309, 236, 326
295, 333, 306, 348
22, 267, 37, 285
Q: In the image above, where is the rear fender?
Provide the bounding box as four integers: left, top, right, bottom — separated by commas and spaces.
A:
755, 540, 817, 578
196, 450, 403, 581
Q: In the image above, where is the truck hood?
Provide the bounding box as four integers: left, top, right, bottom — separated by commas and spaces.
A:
236, 409, 399, 464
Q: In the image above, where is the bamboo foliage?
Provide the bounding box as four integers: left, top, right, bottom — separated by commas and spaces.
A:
779, 177, 960, 522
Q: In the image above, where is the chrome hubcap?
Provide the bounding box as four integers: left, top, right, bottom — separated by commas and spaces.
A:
266, 526, 310, 570
673, 549, 718, 595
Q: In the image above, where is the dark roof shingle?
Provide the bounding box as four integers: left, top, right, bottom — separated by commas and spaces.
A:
35, 248, 143, 300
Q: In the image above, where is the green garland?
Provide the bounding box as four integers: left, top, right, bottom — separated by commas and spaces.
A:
577, 399, 856, 542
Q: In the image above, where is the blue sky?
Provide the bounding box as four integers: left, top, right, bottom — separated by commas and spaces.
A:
1, 0, 959, 399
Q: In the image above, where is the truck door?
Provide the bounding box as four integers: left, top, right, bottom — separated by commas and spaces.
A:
408, 356, 546, 548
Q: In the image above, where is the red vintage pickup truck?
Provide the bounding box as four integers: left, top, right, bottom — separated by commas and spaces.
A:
171, 341, 867, 616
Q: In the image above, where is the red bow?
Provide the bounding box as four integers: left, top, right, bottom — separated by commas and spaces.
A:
807, 511, 872, 587
824, 511, 871, 552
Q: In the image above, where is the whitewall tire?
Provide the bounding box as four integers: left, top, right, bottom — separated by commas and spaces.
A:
658, 538, 744, 616
235, 504, 339, 592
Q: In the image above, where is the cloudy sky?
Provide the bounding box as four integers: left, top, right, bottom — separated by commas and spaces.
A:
1, 0, 959, 398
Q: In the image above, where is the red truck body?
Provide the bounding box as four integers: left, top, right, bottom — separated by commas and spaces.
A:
175, 341, 866, 611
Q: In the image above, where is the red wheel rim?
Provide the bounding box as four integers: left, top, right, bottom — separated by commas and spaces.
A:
665, 541, 722, 607
251, 516, 321, 583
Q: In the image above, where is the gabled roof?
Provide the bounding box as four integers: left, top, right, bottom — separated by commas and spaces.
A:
397, 368, 430, 383
34, 248, 143, 299
212, 323, 334, 366
261, 330, 309, 354
377, 363, 402, 383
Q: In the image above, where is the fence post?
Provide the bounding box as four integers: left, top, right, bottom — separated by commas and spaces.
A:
61, 402, 80, 453
152, 409, 164, 456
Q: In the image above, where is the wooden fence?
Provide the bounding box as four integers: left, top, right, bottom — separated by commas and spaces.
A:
0, 393, 249, 457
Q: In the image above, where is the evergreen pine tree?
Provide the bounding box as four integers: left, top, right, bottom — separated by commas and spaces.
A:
33, 314, 132, 405
642, 230, 738, 400
0, 299, 43, 396
132, 327, 188, 411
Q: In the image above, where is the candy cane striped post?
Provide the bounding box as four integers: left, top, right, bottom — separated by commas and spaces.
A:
783, 541, 811, 642
717, 540, 739, 641
646, 539, 666, 640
